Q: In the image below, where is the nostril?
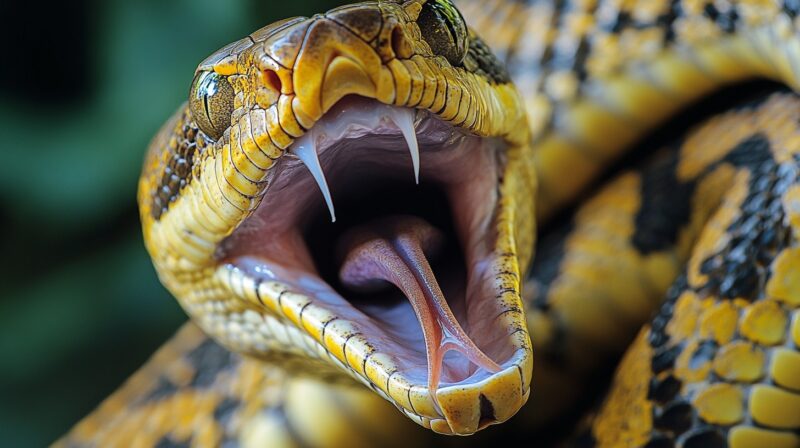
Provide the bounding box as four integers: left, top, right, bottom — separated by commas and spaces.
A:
262, 69, 282, 94
391, 25, 413, 59
257, 69, 283, 107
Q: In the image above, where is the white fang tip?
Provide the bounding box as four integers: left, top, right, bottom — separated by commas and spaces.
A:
389, 108, 420, 184
293, 133, 336, 222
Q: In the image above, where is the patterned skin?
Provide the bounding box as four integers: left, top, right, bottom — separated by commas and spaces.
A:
136, 0, 535, 437
60, 1, 800, 447
460, 0, 800, 218
534, 93, 800, 447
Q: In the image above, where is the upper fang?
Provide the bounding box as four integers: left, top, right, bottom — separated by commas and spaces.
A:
291, 131, 336, 222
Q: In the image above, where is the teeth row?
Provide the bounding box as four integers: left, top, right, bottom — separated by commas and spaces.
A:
290, 108, 420, 222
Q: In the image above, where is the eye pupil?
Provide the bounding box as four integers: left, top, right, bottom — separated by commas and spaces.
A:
418, 0, 468, 66
189, 71, 235, 141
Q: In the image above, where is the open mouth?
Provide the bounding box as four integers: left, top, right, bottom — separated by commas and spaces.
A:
216, 95, 521, 424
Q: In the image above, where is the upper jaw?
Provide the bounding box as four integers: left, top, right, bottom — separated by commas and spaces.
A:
213, 97, 532, 434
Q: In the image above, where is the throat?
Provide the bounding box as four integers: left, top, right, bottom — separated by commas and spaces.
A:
338, 216, 501, 400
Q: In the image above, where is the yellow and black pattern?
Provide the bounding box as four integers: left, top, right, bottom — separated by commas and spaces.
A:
57, 324, 263, 447
149, 110, 208, 221
524, 92, 800, 430
459, 0, 800, 217
58, 324, 439, 448
579, 93, 800, 447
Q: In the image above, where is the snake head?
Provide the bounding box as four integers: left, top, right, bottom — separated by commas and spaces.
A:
138, 0, 536, 435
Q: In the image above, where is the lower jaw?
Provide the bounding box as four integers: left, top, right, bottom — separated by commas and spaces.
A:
217, 205, 531, 433
228, 194, 516, 387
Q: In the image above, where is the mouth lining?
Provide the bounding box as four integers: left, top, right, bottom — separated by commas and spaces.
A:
306, 182, 461, 343
217, 96, 516, 390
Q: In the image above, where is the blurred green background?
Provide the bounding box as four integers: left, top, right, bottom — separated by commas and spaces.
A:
0, 1, 342, 445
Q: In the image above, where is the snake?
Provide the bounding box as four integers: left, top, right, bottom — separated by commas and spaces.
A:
56, 0, 800, 446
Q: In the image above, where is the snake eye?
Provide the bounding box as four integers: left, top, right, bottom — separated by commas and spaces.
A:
189, 71, 235, 141
417, 0, 468, 66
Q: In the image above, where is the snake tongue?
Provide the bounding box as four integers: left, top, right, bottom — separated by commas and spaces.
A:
338, 216, 501, 400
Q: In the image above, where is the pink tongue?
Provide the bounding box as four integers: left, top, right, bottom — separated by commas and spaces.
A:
338, 216, 500, 399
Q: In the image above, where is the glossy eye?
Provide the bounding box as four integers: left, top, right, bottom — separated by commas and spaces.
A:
189, 71, 235, 141
417, 0, 468, 66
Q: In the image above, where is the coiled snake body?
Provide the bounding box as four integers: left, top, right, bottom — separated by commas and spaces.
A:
59, 1, 800, 447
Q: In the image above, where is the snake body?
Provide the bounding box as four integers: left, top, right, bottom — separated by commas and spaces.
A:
59, 1, 800, 447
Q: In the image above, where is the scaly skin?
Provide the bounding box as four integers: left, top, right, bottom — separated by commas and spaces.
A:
509, 92, 800, 447
59, 1, 800, 447
137, 0, 534, 436
459, 0, 800, 218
